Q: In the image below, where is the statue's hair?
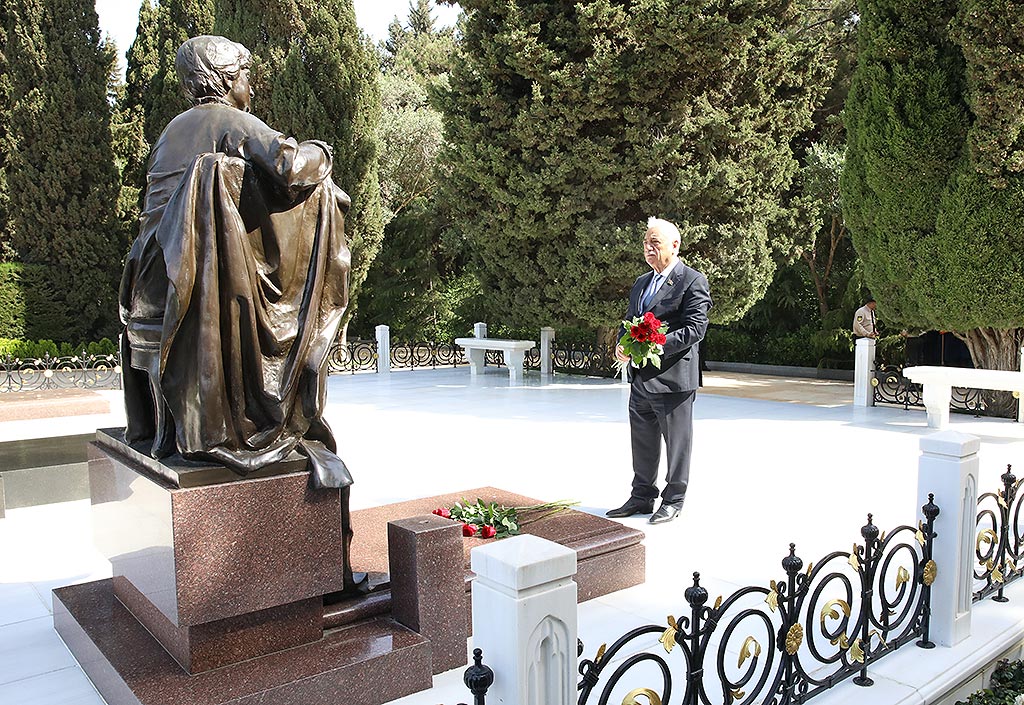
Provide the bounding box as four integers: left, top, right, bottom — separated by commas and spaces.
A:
175, 36, 251, 105
647, 217, 681, 247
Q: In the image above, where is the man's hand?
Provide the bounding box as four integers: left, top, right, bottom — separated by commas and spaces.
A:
615, 344, 629, 363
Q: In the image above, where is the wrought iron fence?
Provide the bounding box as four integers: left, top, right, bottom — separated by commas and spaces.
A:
326, 339, 378, 374
522, 342, 618, 378
577, 500, 938, 705
974, 465, 1024, 602
873, 364, 1020, 419
392, 341, 467, 369
0, 353, 122, 392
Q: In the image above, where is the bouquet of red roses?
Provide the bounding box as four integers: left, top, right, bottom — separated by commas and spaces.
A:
617, 311, 668, 370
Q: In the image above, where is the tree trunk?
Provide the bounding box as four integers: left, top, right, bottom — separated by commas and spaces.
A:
957, 327, 1023, 416
958, 327, 1023, 371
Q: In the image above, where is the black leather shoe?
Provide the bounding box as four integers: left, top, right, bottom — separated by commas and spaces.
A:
606, 497, 655, 518
648, 501, 684, 524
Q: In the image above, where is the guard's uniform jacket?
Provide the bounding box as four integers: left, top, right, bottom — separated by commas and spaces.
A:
853, 305, 877, 338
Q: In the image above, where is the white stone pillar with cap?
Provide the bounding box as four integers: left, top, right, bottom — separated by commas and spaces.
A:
471, 535, 578, 705
916, 430, 979, 647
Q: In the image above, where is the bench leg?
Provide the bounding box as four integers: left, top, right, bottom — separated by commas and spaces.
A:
468, 348, 485, 377
506, 350, 526, 385
922, 383, 951, 429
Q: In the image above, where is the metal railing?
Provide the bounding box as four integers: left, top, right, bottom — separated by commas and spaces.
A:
0, 353, 122, 393
974, 465, 1024, 602
576, 501, 938, 705
873, 364, 1020, 419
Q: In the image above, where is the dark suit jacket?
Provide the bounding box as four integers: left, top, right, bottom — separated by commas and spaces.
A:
623, 260, 713, 393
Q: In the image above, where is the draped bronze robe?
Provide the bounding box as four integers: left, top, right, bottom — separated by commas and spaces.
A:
120, 103, 352, 489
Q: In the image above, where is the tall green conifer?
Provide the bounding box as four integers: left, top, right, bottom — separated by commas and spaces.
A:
214, 0, 384, 335
125, 0, 214, 145
439, 0, 831, 335
5, 0, 124, 341
843, 0, 1024, 370
0, 2, 12, 261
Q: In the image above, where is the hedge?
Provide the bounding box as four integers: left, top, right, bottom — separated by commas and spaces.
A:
957, 659, 1024, 704
0, 337, 117, 359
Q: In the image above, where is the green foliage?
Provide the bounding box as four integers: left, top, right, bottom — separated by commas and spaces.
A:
0, 9, 12, 262
215, 0, 384, 332
842, 0, 1024, 369
0, 262, 73, 340
439, 0, 833, 333
704, 323, 860, 369
956, 659, 1024, 705
0, 336, 116, 358
4, 0, 124, 342
357, 2, 465, 340
125, 0, 214, 145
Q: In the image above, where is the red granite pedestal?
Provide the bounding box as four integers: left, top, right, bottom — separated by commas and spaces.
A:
341, 488, 647, 631
54, 430, 433, 705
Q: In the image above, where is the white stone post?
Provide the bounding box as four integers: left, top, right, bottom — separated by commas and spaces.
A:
1018, 346, 1023, 424
474, 322, 488, 339
375, 325, 391, 375
854, 337, 876, 407
471, 535, 578, 705
916, 431, 979, 647
540, 327, 555, 377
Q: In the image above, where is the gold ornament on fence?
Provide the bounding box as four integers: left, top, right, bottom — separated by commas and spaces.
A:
659, 616, 678, 653
785, 624, 804, 655
923, 559, 937, 586
621, 687, 662, 705
738, 636, 762, 669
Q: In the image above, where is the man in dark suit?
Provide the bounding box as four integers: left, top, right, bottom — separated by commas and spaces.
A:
607, 218, 713, 524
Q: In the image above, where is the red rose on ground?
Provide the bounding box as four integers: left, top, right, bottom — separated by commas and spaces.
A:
462, 523, 477, 537
480, 525, 497, 538
432, 507, 451, 519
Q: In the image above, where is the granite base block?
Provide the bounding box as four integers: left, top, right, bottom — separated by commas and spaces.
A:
113, 577, 322, 674
55, 579, 432, 705
388, 515, 467, 675
89, 438, 347, 626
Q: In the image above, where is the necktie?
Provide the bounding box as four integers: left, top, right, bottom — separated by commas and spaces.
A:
641, 274, 662, 311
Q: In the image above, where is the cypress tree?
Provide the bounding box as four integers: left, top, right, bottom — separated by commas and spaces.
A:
125, 0, 214, 145
215, 0, 384, 335
842, 0, 1024, 370
0, 2, 12, 261
439, 0, 831, 336
5, 0, 124, 341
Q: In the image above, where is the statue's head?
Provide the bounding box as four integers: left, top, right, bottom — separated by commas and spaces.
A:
176, 36, 253, 111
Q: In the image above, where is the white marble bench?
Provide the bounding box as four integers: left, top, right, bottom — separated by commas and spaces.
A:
454, 338, 536, 384
903, 365, 1024, 428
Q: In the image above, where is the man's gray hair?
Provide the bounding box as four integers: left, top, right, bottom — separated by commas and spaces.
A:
647, 217, 681, 245
175, 35, 251, 105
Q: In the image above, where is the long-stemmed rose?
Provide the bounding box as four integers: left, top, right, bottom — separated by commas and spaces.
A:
432, 498, 579, 539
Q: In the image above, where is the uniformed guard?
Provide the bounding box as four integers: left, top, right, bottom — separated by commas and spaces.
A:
853, 299, 878, 339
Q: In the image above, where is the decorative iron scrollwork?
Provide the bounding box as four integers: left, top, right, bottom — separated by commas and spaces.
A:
0, 353, 122, 392
974, 465, 1024, 602
577, 499, 939, 705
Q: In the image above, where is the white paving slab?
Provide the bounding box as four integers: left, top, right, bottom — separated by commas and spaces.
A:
0, 367, 1021, 704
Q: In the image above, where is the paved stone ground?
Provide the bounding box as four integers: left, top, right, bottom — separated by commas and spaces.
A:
1, 369, 1022, 705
